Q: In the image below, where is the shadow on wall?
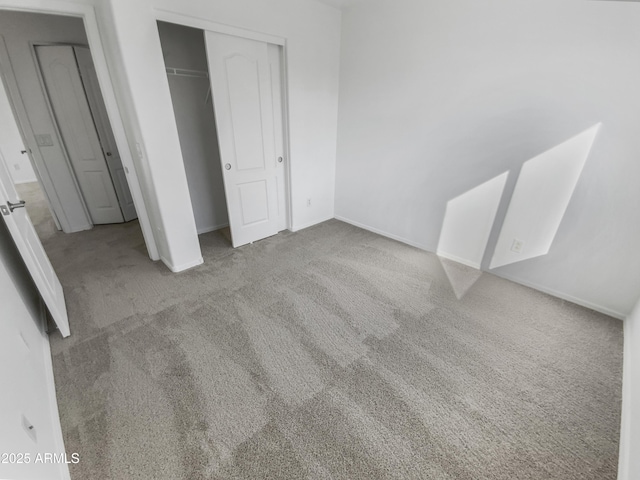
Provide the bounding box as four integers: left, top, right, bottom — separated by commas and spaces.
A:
436, 123, 601, 299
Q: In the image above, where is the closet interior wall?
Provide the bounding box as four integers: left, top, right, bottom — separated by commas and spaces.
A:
157, 21, 228, 235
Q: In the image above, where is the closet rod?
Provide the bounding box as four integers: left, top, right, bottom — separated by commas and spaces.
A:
165, 67, 209, 78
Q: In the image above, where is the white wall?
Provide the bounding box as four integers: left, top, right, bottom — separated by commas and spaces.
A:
152, 0, 342, 231
158, 21, 228, 235
335, 0, 640, 317
0, 220, 69, 480
490, 124, 600, 270
619, 297, 640, 480
95, 0, 203, 271
437, 172, 507, 269
0, 11, 91, 231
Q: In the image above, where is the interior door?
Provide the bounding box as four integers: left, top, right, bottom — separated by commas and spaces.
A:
205, 31, 279, 248
35, 45, 124, 225
74, 47, 137, 222
0, 79, 70, 337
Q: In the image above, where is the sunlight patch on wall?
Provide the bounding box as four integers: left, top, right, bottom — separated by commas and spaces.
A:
437, 172, 507, 299
489, 123, 601, 269
438, 172, 508, 269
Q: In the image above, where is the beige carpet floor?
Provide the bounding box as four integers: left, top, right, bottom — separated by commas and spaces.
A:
18, 182, 623, 479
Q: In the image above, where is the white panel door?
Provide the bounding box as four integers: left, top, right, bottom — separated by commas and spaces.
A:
0, 81, 69, 337
36, 45, 123, 225
74, 47, 137, 222
205, 31, 279, 248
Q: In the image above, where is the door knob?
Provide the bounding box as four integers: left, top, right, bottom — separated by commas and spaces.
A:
225, 163, 231, 170
7, 200, 26, 212
106, 152, 112, 156
277, 157, 283, 163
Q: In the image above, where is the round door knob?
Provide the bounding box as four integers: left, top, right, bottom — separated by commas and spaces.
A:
106, 152, 112, 156
277, 156, 283, 163
225, 163, 231, 170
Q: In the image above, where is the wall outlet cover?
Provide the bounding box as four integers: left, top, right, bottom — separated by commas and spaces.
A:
511, 239, 524, 254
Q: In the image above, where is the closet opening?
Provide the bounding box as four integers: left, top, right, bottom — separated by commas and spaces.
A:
157, 21, 230, 246
157, 20, 291, 250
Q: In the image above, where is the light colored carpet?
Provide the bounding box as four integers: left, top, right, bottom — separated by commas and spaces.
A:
17, 182, 623, 479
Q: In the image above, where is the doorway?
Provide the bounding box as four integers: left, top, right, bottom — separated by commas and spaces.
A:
157, 20, 291, 249
0, 9, 150, 335
0, 11, 138, 234
35, 44, 137, 226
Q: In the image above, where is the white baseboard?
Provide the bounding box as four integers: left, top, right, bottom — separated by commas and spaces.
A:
197, 223, 228, 235
64, 223, 93, 234
13, 177, 38, 185
618, 314, 632, 480
493, 272, 626, 320
334, 215, 431, 251
436, 251, 481, 269
334, 215, 626, 320
41, 305, 71, 480
291, 215, 334, 232
161, 255, 204, 273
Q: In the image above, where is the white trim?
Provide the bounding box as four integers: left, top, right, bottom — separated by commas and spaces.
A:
334, 215, 431, 251
154, 9, 286, 46
618, 313, 632, 480
78, 8, 159, 261
436, 251, 481, 269
196, 223, 229, 235
161, 255, 204, 273
291, 215, 335, 232
493, 271, 626, 320
0, 0, 160, 261
13, 177, 38, 185
335, 215, 627, 320
279, 44, 294, 233
40, 304, 71, 480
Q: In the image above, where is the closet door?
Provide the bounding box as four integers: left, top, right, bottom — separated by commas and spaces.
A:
36, 45, 124, 225
267, 44, 288, 233
74, 47, 137, 222
205, 31, 279, 248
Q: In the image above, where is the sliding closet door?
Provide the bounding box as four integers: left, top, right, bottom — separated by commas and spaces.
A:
267, 44, 288, 233
74, 47, 137, 222
205, 31, 279, 248
36, 45, 124, 225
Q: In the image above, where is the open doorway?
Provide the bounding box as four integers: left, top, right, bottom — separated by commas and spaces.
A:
0, 9, 153, 338
157, 20, 291, 250
0, 11, 137, 236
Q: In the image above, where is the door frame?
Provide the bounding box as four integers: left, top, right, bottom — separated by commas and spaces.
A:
155, 9, 294, 233
0, 0, 159, 260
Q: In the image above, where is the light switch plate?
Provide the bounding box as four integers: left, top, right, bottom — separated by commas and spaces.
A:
35, 134, 54, 147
